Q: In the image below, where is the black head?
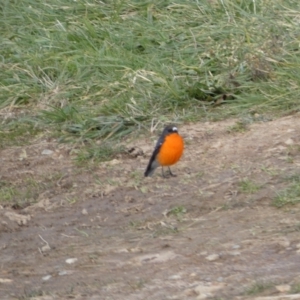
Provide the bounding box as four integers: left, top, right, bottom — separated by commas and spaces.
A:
162, 125, 178, 135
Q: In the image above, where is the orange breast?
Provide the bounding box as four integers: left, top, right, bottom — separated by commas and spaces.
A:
157, 133, 184, 166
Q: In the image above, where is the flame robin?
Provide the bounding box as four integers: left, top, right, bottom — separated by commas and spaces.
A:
144, 125, 184, 177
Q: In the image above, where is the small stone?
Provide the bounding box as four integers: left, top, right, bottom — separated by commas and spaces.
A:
205, 254, 220, 261
228, 251, 241, 256
296, 243, 300, 249
42, 149, 54, 155
275, 284, 291, 293
129, 247, 142, 253
114, 248, 129, 253
65, 258, 78, 264
41, 244, 51, 252
59, 270, 68, 276
42, 275, 52, 281
169, 274, 181, 280
82, 208, 88, 215
0, 278, 12, 284
58, 270, 73, 276
232, 244, 240, 249
284, 138, 294, 145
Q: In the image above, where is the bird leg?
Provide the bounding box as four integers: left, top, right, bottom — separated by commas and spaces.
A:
168, 167, 176, 177
161, 167, 176, 178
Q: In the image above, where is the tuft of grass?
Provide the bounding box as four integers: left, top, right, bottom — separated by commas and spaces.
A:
0, 175, 59, 208
227, 120, 249, 133
167, 205, 187, 219
128, 279, 146, 291
273, 185, 300, 208
273, 173, 300, 207
245, 281, 274, 296
291, 283, 300, 294
19, 289, 45, 300
152, 227, 178, 238
0, 117, 41, 149
0, 184, 19, 202
238, 179, 260, 194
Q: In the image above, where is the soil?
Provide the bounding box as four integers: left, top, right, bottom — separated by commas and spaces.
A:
1, 114, 300, 300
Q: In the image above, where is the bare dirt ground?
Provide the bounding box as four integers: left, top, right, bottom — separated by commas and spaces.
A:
1, 114, 300, 300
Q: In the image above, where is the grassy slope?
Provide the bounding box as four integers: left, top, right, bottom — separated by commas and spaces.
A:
1, 0, 300, 152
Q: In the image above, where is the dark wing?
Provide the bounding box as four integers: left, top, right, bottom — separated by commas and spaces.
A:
144, 140, 163, 177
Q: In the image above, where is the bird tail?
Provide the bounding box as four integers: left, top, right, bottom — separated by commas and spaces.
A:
144, 160, 159, 177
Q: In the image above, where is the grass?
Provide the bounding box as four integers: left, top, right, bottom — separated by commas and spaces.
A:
273, 174, 300, 207
227, 119, 249, 133
291, 283, 300, 294
1, 0, 300, 156
0, 117, 41, 149
0, 174, 60, 207
167, 205, 187, 218
238, 179, 260, 194
245, 280, 274, 296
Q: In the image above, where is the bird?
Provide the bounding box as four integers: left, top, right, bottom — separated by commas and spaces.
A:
144, 125, 184, 177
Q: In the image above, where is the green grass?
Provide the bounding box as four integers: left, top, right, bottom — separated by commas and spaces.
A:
1, 0, 300, 155
238, 179, 260, 194
245, 281, 274, 296
227, 119, 249, 133
0, 174, 61, 207
291, 282, 300, 294
167, 205, 187, 218
273, 174, 300, 207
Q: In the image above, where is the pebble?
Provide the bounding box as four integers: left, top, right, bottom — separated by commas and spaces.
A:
42, 149, 54, 155
284, 138, 294, 145
42, 275, 52, 281
58, 270, 73, 276
41, 244, 51, 252
205, 254, 220, 261
82, 208, 88, 215
169, 274, 181, 280
0, 278, 12, 284
65, 258, 78, 264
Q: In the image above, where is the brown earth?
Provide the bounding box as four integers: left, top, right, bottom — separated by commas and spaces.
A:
1, 115, 300, 300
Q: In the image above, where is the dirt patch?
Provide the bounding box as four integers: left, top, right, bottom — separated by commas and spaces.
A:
1, 115, 300, 299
